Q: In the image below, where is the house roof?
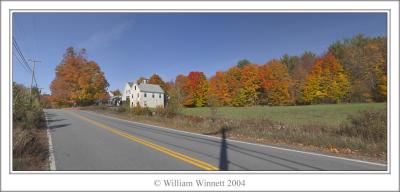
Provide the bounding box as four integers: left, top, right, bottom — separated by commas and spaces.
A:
127, 82, 134, 87
138, 84, 164, 93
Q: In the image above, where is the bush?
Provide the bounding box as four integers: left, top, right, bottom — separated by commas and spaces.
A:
13, 83, 43, 130
164, 88, 182, 117
339, 109, 387, 142
154, 106, 166, 116
116, 100, 130, 113
12, 82, 48, 170
132, 102, 152, 116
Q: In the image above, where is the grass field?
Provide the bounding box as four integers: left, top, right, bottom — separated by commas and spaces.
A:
181, 103, 387, 126
86, 102, 387, 162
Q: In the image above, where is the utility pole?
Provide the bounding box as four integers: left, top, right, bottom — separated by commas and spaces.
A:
28, 59, 41, 95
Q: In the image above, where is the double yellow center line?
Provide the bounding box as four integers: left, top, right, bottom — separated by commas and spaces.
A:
68, 111, 218, 171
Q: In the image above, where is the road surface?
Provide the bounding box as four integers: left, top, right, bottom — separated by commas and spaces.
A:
44, 109, 387, 171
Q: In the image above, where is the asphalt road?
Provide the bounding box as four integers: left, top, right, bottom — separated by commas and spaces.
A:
44, 109, 387, 171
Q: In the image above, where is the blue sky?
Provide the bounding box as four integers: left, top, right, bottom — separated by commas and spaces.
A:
12, 13, 387, 94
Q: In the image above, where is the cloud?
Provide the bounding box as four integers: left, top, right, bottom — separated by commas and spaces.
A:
79, 21, 133, 50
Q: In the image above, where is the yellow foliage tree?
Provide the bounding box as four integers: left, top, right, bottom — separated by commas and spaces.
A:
303, 53, 350, 104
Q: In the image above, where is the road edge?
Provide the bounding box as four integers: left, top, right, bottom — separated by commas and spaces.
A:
44, 111, 56, 171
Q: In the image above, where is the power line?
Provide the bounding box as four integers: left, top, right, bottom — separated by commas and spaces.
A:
12, 51, 30, 73
12, 37, 29, 65
12, 34, 42, 94
12, 37, 32, 72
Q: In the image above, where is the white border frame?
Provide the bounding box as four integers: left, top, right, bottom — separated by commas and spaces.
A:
1, 1, 399, 191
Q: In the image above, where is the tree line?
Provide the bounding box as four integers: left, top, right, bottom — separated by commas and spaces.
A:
161, 34, 387, 107
50, 34, 386, 108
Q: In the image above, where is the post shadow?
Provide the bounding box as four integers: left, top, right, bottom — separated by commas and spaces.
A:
219, 127, 229, 171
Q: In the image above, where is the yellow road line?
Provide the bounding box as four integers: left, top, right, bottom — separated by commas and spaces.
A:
67, 111, 219, 171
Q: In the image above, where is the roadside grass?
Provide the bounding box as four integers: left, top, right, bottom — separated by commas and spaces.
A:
83, 103, 387, 163
181, 103, 387, 126
13, 83, 49, 171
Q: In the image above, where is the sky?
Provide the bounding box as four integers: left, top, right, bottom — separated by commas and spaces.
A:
12, 13, 387, 94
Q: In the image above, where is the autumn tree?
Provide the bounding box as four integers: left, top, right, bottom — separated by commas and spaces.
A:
303, 53, 350, 104
280, 54, 298, 74
40, 94, 52, 108
224, 66, 243, 106
112, 89, 121, 96
208, 71, 230, 105
50, 47, 109, 106
236, 59, 251, 68
240, 64, 262, 106
174, 74, 188, 106
291, 51, 316, 104
136, 77, 147, 84
148, 74, 167, 92
259, 60, 292, 106
329, 34, 387, 102
183, 72, 209, 107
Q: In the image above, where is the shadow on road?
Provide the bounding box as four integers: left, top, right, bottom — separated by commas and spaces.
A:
46, 112, 69, 129
47, 119, 66, 123
121, 123, 324, 171
204, 127, 231, 171
49, 123, 70, 130
219, 127, 228, 171
45, 113, 58, 118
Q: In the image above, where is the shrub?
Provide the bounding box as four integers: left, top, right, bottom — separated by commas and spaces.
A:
12, 82, 48, 170
339, 109, 387, 142
154, 106, 166, 116
132, 102, 152, 116
116, 106, 126, 113
164, 89, 182, 117
116, 100, 130, 113
13, 83, 43, 130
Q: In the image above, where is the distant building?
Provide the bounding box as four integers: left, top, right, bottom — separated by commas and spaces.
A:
108, 96, 122, 106
122, 79, 165, 108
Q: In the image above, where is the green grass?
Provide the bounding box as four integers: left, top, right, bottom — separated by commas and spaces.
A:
181, 103, 387, 126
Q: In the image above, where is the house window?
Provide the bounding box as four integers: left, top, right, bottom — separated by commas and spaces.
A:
152, 93, 154, 98
159, 94, 161, 98
135, 86, 136, 90
132, 95, 133, 99
144, 93, 147, 97
137, 93, 139, 98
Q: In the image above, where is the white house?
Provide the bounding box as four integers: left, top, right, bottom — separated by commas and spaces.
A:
122, 80, 165, 108
122, 82, 134, 101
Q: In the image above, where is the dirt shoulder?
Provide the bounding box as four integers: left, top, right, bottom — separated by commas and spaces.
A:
13, 124, 49, 171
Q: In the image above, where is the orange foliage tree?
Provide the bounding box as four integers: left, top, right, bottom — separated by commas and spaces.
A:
149, 74, 167, 90
50, 47, 109, 106
224, 66, 244, 106
259, 60, 292, 106
183, 72, 209, 107
208, 71, 230, 106
240, 64, 262, 106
